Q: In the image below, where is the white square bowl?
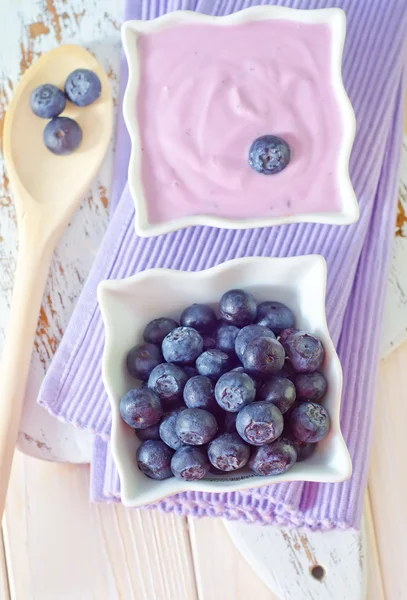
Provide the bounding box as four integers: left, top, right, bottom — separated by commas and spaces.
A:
98, 256, 352, 507
122, 6, 358, 238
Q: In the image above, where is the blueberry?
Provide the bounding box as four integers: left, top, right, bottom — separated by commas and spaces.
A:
248, 135, 290, 175
236, 401, 284, 446
183, 366, 199, 378
143, 317, 179, 345
180, 303, 217, 334
289, 437, 316, 462
183, 375, 216, 410
171, 446, 210, 480
214, 371, 256, 413
290, 402, 330, 443
126, 343, 163, 381
208, 433, 251, 472
148, 363, 188, 408
136, 440, 173, 480
65, 68, 101, 106
135, 422, 161, 442
278, 328, 300, 345
242, 337, 285, 376
219, 289, 257, 327
281, 331, 324, 373
120, 388, 163, 429
229, 365, 261, 387
235, 324, 275, 361
162, 326, 203, 365
222, 411, 238, 433
278, 360, 297, 380
202, 335, 217, 350
30, 84, 66, 118
256, 301, 294, 334
282, 400, 300, 425
249, 438, 297, 476
215, 323, 240, 356
159, 408, 186, 450
196, 349, 230, 381
294, 372, 327, 401
175, 408, 218, 445
43, 117, 82, 155
258, 376, 296, 414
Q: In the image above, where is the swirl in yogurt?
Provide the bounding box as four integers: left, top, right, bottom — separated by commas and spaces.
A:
136, 20, 343, 224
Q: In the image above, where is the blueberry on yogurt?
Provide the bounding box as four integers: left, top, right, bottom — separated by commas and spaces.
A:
248, 135, 291, 175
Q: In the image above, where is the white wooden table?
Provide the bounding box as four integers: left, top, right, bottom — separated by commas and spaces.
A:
0, 2, 406, 598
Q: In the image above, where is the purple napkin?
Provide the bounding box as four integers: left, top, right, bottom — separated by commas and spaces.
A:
38, 0, 407, 529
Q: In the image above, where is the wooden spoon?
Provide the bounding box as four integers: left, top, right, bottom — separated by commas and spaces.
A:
0, 45, 113, 517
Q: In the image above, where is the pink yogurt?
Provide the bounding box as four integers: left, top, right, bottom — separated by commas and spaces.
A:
136, 20, 343, 224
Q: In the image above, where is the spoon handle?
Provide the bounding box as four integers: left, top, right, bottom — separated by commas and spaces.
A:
0, 216, 54, 517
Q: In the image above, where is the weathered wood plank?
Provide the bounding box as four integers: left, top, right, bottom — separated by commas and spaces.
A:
3, 452, 198, 600
0, 529, 10, 600
189, 516, 279, 600
4, 1, 407, 599
364, 494, 385, 600
369, 345, 407, 600
223, 518, 365, 600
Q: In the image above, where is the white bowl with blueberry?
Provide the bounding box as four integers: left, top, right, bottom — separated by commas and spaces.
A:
98, 256, 352, 507
122, 6, 358, 237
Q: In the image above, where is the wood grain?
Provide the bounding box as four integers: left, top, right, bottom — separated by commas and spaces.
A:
0, 458, 389, 600
0, 1, 406, 599
369, 343, 407, 600
3, 452, 198, 600
364, 495, 385, 600
189, 517, 278, 600
224, 518, 365, 600
0, 529, 10, 600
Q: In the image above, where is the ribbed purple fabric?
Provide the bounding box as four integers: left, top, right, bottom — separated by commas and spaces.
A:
39, 0, 407, 528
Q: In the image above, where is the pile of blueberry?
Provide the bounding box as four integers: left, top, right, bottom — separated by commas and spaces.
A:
30, 69, 102, 155
119, 289, 331, 482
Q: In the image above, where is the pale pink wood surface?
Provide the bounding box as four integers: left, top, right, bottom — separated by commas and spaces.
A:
0, 531, 9, 600
2, 453, 280, 600
364, 496, 386, 600
368, 348, 407, 600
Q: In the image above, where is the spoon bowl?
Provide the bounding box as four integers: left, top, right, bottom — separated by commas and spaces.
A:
0, 45, 113, 518
3, 44, 112, 222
